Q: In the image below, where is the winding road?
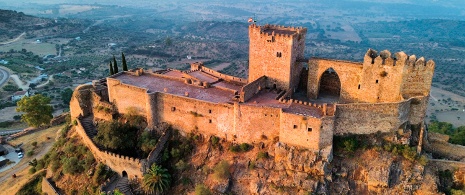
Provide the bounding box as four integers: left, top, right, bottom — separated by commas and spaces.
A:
0, 32, 25, 45
0, 67, 9, 87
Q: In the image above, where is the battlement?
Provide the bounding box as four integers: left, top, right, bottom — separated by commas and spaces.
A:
250, 23, 307, 38
364, 49, 435, 70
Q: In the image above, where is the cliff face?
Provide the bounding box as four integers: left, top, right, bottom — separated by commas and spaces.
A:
329, 149, 439, 194
167, 134, 444, 195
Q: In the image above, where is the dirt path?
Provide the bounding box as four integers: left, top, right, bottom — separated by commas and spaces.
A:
0, 32, 26, 45
9, 75, 29, 90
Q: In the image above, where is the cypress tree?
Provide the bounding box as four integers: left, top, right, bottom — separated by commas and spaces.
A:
122, 52, 128, 71
109, 61, 114, 75
113, 55, 119, 73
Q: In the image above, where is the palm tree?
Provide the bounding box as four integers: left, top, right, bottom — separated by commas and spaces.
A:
143, 164, 171, 194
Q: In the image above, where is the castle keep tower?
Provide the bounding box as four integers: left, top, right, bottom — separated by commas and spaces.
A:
248, 24, 307, 91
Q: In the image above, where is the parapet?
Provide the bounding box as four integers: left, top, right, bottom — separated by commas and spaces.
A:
249, 23, 307, 39
364, 49, 435, 70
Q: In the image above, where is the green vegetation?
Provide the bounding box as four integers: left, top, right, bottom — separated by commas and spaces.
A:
143, 164, 171, 194
17, 170, 46, 195
122, 52, 128, 71
113, 55, 119, 74
93, 120, 138, 152
229, 143, 252, 153
16, 94, 53, 127
213, 160, 230, 180
437, 169, 465, 195
382, 143, 428, 165
210, 136, 220, 148
2, 84, 19, 91
256, 151, 269, 160
428, 121, 465, 146
60, 88, 73, 105
195, 184, 212, 195
109, 61, 114, 75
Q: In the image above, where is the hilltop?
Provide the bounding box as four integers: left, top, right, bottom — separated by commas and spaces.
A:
0, 9, 90, 43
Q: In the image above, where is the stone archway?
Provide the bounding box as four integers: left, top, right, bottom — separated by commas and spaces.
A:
122, 171, 128, 178
318, 68, 341, 101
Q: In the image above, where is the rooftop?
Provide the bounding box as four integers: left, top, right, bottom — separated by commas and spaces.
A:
114, 73, 236, 103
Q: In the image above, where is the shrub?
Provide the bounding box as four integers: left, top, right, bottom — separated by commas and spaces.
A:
248, 160, 256, 170
28, 167, 36, 174
62, 157, 82, 175
27, 150, 34, 157
195, 184, 212, 195
31, 141, 38, 148
213, 160, 230, 180
240, 143, 251, 151
175, 160, 188, 171
229, 143, 252, 153
210, 136, 220, 147
50, 160, 60, 172
257, 151, 269, 160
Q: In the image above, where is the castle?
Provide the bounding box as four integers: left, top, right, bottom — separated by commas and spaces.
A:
70, 24, 434, 179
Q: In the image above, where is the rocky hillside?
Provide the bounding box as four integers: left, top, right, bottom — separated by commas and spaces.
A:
0, 9, 90, 42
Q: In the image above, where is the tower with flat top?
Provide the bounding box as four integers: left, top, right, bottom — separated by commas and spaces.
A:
248, 24, 307, 91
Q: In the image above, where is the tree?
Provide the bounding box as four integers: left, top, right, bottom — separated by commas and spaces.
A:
113, 55, 119, 73
109, 61, 114, 75
122, 52, 128, 71
143, 164, 171, 194
61, 88, 73, 105
16, 94, 53, 127
93, 121, 138, 151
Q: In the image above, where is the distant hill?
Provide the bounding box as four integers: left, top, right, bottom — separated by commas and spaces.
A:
0, 9, 91, 42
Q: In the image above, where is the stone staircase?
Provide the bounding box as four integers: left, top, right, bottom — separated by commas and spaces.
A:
114, 177, 133, 195
80, 116, 97, 139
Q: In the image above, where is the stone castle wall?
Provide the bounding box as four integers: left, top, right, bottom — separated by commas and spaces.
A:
107, 78, 148, 117
248, 24, 306, 90
74, 119, 143, 179
334, 98, 412, 135
307, 50, 434, 105
307, 58, 363, 103
279, 112, 334, 150
240, 76, 267, 102
198, 65, 248, 84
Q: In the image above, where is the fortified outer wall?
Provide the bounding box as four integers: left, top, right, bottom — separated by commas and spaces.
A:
360, 50, 406, 103
249, 24, 307, 90
107, 78, 148, 117
150, 92, 236, 140
148, 92, 285, 145
408, 96, 429, 125
70, 85, 94, 119
279, 112, 333, 150
74, 119, 143, 179
401, 56, 435, 98
234, 104, 282, 144
334, 99, 411, 135
240, 76, 267, 102
307, 58, 363, 103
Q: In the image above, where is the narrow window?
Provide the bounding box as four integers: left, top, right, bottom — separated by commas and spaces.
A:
376, 80, 379, 84
209, 119, 212, 123
264, 114, 267, 116
358, 84, 361, 89
293, 125, 298, 129
270, 114, 273, 117
308, 128, 313, 132
171, 107, 176, 111
209, 109, 212, 114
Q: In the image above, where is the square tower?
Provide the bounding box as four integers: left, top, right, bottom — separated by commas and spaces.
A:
248, 24, 307, 91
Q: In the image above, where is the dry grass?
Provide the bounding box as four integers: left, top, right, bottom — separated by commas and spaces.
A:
0, 125, 63, 194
